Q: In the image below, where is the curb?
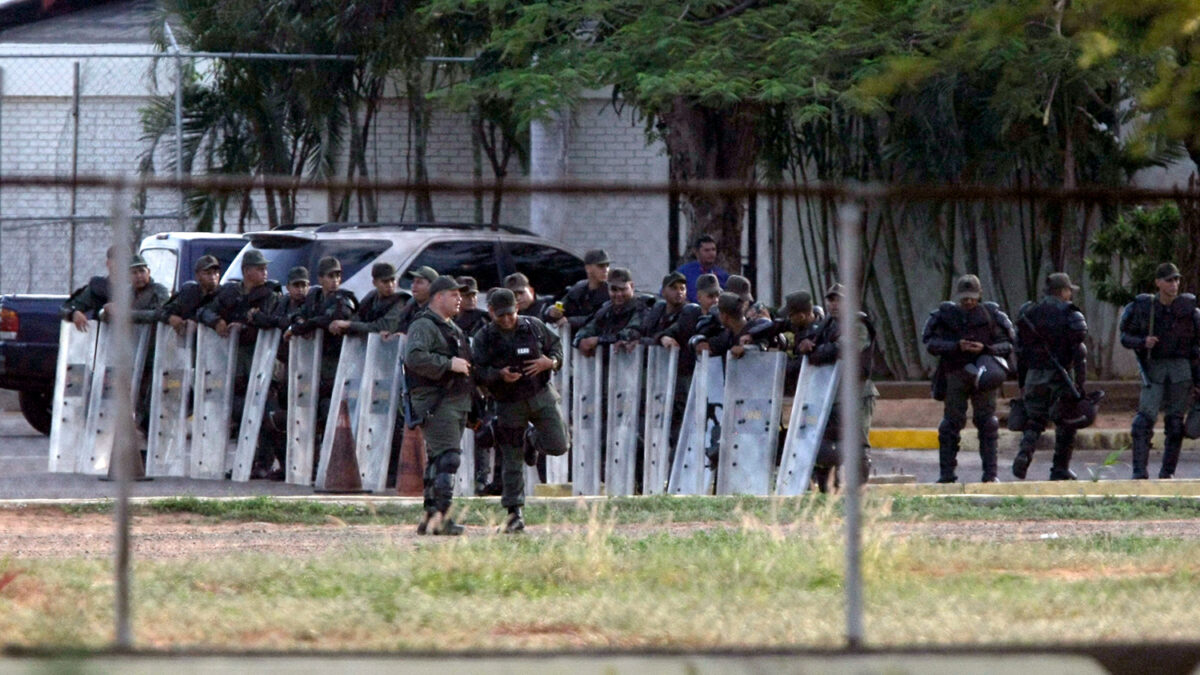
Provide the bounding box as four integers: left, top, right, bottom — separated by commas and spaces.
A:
870, 428, 1181, 452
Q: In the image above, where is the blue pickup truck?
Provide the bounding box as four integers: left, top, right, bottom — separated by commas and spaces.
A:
0, 232, 247, 434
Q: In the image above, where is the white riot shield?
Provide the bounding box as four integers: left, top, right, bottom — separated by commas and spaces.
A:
80, 323, 119, 475
230, 328, 282, 482
315, 335, 366, 489
357, 334, 403, 493
48, 320, 96, 473
455, 426, 476, 497
571, 350, 603, 495
546, 323, 572, 484
129, 324, 152, 406
605, 344, 644, 497
776, 357, 841, 496
146, 322, 195, 477
668, 351, 724, 495
642, 345, 678, 495
190, 324, 240, 479
286, 331, 323, 485
716, 351, 786, 496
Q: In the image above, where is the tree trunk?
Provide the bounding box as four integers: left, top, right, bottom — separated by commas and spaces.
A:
659, 97, 761, 273
406, 66, 435, 223
883, 206, 924, 377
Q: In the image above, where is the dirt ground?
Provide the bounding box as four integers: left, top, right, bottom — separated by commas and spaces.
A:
2, 508, 1198, 560
872, 398, 1130, 429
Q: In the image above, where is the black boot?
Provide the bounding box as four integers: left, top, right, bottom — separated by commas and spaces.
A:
1012, 431, 1038, 480
1131, 414, 1153, 480
978, 420, 1000, 483
936, 420, 959, 483
1049, 427, 1077, 481
504, 507, 525, 534
1161, 415, 1184, 479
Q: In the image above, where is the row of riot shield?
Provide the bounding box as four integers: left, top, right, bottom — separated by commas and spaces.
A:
559, 336, 842, 497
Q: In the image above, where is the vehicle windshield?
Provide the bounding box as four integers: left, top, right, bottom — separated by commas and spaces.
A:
225, 238, 392, 285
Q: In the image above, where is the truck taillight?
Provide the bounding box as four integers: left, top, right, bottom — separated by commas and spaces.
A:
0, 308, 18, 340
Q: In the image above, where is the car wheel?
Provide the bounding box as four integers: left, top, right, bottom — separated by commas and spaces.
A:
18, 390, 52, 436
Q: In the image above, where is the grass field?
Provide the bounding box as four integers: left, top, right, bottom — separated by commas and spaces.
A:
4, 495, 1200, 650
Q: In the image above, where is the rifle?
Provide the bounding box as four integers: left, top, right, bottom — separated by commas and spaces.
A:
1132, 298, 1156, 387
1017, 314, 1082, 400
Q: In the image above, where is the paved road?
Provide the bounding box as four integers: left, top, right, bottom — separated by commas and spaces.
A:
1, 410, 1197, 499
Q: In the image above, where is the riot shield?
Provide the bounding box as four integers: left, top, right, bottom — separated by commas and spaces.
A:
49, 320, 96, 473
716, 351, 786, 496
146, 322, 195, 476
642, 344, 678, 495
286, 331, 323, 485
776, 357, 840, 496
356, 334, 403, 493
668, 351, 723, 495
546, 323, 572, 484
455, 426, 476, 497
570, 350, 603, 495
605, 344, 644, 497
315, 335, 366, 489
190, 324, 240, 479
129, 324, 152, 406
230, 328, 282, 481
80, 323, 119, 475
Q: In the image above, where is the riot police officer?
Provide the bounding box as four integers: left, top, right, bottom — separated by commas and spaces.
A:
473, 288, 568, 533
403, 275, 474, 535
328, 262, 407, 338
923, 274, 1015, 483
803, 283, 877, 492
1012, 273, 1088, 481
1120, 262, 1200, 479
160, 255, 222, 333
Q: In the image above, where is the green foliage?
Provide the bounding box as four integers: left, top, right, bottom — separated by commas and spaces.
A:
1086, 203, 1183, 307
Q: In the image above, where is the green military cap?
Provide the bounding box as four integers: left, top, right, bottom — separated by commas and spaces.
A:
607, 267, 633, 286
1045, 272, 1079, 293
825, 283, 845, 299
429, 275, 468, 296
488, 287, 517, 315
457, 276, 479, 295
287, 266, 309, 284
129, 254, 149, 269
242, 249, 269, 268
952, 274, 982, 301
193, 255, 220, 273
407, 265, 439, 283
583, 249, 611, 266
317, 256, 341, 277
1157, 262, 1182, 280
726, 275, 752, 302
661, 271, 687, 289
696, 273, 721, 296
504, 272, 531, 292
783, 290, 814, 315
372, 262, 397, 280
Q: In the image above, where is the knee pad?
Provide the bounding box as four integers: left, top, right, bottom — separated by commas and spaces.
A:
974, 415, 999, 440
436, 450, 462, 475
938, 418, 962, 441
1132, 412, 1155, 438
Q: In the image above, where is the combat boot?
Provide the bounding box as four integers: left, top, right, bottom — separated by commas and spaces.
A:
1161, 415, 1184, 479
504, 507, 526, 534
427, 511, 464, 536
1131, 414, 1153, 480
936, 421, 959, 483
978, 416, 1000, 482
1012, 431, 1038, 480
1049, 428, 1077, 481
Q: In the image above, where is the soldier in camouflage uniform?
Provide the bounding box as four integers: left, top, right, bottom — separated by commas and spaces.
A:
329, 262, 406, 338
473, 288, 568, 533
923, 274, 1015, 483
160, 255, 222, 333
404, 275, 474, 536
1012, 273, 1088, 481
454, 276, 490, 337
1120, 262, 1200, 479
546, 249, 611, 329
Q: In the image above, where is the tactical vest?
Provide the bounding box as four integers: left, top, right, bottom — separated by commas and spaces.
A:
361, 291, 404, 322
1019, 299, 1081, 369
935, 301, 1003, 369
405, 309, 474, 397
1143, 294, 1199, 359
482, 317, 548, 402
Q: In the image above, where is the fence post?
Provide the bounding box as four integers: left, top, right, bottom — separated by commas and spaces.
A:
68, 61, 80, 292
108, 179, 135, 649
838, 199, 865, 649
166, 23, 186, 229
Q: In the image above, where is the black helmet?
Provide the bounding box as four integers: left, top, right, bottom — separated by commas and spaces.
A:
965, 354, 1008, 392
1057, 390, 1105, 430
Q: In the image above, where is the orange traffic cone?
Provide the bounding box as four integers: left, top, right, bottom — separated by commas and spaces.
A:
396, 426, 426, 496
315, 400, 367, 494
